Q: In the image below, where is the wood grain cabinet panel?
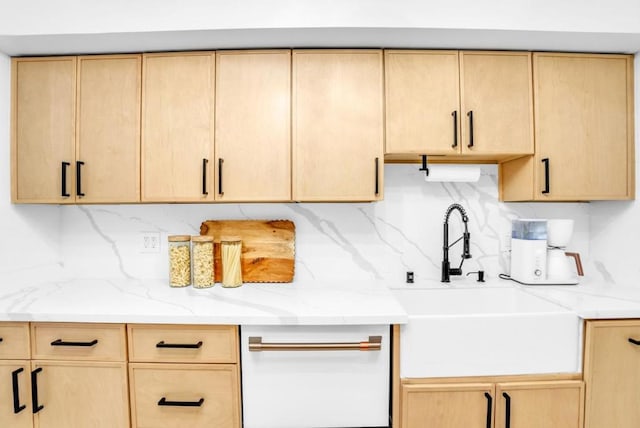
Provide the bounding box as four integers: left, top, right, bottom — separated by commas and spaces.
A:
31, 323, 126, 362
32, 361, 129, 428
401, 383, 494, 428
129, 363, 240, 428
141, 52, 215, 202
12, 57, 76, 203
128, 324, 238, 364
495, 381, 583, 428
460, 51, 534, 156
385, 50, 461, 155
76, 55, 141, 203
584, 320, 640, 428
215, 50, 291, 201
292, 50, 384, 201
501, 53, 634, 201
0, 361, 33, 428
0, 322, 31, 359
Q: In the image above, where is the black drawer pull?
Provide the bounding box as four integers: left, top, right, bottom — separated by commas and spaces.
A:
503, 392, 511, 428
61, 161, 70, 197
0, 337, 3, 343
12, 367, 26, 414
484, 392, 492, 428
374, 157, 380, 196
542, 158, 550, 194
202, 158, 208, 195
218, 158, 224, 196
76, 161, 85, 197
467, 110, 474, 148
629, 338, 640, 345
51, 339, 98, 347
156, 340, 203, 349
452, 111, 458, 148
31, 367, 44, 414
158, 397, 204, 407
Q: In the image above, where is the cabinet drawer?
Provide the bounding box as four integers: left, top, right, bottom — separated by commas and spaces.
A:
31, 323, 126, 361
0, 322, 30, 359
128, 324, 238, 363
129, 363, 240, 428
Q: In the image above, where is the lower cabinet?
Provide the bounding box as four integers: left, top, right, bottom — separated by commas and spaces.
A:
584, 319, 640, 428
129, 363, 239, 428
401, 379, 583, 428
31, 361, 129, 428
0, 360, 32, 428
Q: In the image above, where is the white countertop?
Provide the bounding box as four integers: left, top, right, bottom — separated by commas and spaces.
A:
1, 274, 640, 325
0, 277, 408, 325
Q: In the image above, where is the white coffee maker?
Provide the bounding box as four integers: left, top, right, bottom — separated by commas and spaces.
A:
510, 219, 583, 285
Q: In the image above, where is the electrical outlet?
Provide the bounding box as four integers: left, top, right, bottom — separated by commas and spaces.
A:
140, 232, 161, 253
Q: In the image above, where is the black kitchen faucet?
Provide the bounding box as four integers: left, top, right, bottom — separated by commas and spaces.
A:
441, 203, 472, 282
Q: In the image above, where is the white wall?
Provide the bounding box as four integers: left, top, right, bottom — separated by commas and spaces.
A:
1, 0, 640, 35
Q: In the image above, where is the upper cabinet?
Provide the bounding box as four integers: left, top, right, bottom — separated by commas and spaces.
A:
12, 55, 141, 204
501, 53, 634, 201
385, 50, 533, 159
141, 52, 215, 202
292, 50, 384, 201
215, 50, 291, 202
12, 57, 76, 203
76, 55, 141, 203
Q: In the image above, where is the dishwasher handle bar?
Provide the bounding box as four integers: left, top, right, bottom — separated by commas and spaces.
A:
248, 335, 382, 352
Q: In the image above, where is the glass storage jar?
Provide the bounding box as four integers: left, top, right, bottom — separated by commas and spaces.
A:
221, 236, 243, 288
191, 235, 214, 288
168, 235, 191, 287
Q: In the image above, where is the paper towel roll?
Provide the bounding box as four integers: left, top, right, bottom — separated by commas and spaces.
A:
424, 165, 481, 182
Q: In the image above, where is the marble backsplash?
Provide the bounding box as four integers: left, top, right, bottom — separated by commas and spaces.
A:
0, 163, 590, 284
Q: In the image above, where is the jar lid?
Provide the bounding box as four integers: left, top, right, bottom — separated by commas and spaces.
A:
168, 235, 191, 242
220, 235, 242, 243
191, 235, 214, 243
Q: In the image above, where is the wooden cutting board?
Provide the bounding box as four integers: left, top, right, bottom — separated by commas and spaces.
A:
200, 220, 295, 283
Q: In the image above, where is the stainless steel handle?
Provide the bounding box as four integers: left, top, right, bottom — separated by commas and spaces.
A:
248, 336, 382, 352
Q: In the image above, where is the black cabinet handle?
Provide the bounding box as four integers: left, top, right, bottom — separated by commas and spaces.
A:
76, 161, 85, 197
31, 367, 43, 414
629, 338, 640, 345
156, 340, 203, 349
542, 158, 550, 194
503, 392, 511, 428
218, 158, 224, 196
374, 157, 380, 196
484, 392, 492, 428
467, 111, 474, 148
202, 158, 208, 195
61, 162, 70, 197
158, 397, 204, 407
12, 367, 26, 414
0, 337, 3, 343
452, 111, 458, 148
50, 339, 98, 347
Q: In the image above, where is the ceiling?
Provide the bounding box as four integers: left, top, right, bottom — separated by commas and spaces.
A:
2, 27, 640, 57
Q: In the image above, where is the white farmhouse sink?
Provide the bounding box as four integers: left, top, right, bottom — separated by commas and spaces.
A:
392, 287, 581, 378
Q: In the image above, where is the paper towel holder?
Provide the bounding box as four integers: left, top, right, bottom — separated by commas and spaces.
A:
418, 154, 481, 183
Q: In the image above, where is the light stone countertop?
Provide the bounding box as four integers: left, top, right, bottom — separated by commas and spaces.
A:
1, 273, 640, 325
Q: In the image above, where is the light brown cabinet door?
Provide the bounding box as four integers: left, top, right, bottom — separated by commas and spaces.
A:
292, 50, 384, 201
32, 361, 129, 428
215, 50, 291, 201
76, 55, 141, 203
495, 381, 583, 428
385, 50, 461, 155
584, 320, 640, 428
129, 363, 240, 428
0, 361, 32, 428
533, 53, 634, 200
460, 51, 534, 156
12, 57, 76, 203
401, 383, 494, 428
142, 52, 215, 202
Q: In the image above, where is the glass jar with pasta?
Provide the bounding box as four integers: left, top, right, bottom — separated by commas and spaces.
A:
221, 236, 243, 288
191, 235, 214, 288
168, 235, 191, 287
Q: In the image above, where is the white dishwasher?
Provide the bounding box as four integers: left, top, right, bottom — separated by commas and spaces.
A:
241, 325, 390, 428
